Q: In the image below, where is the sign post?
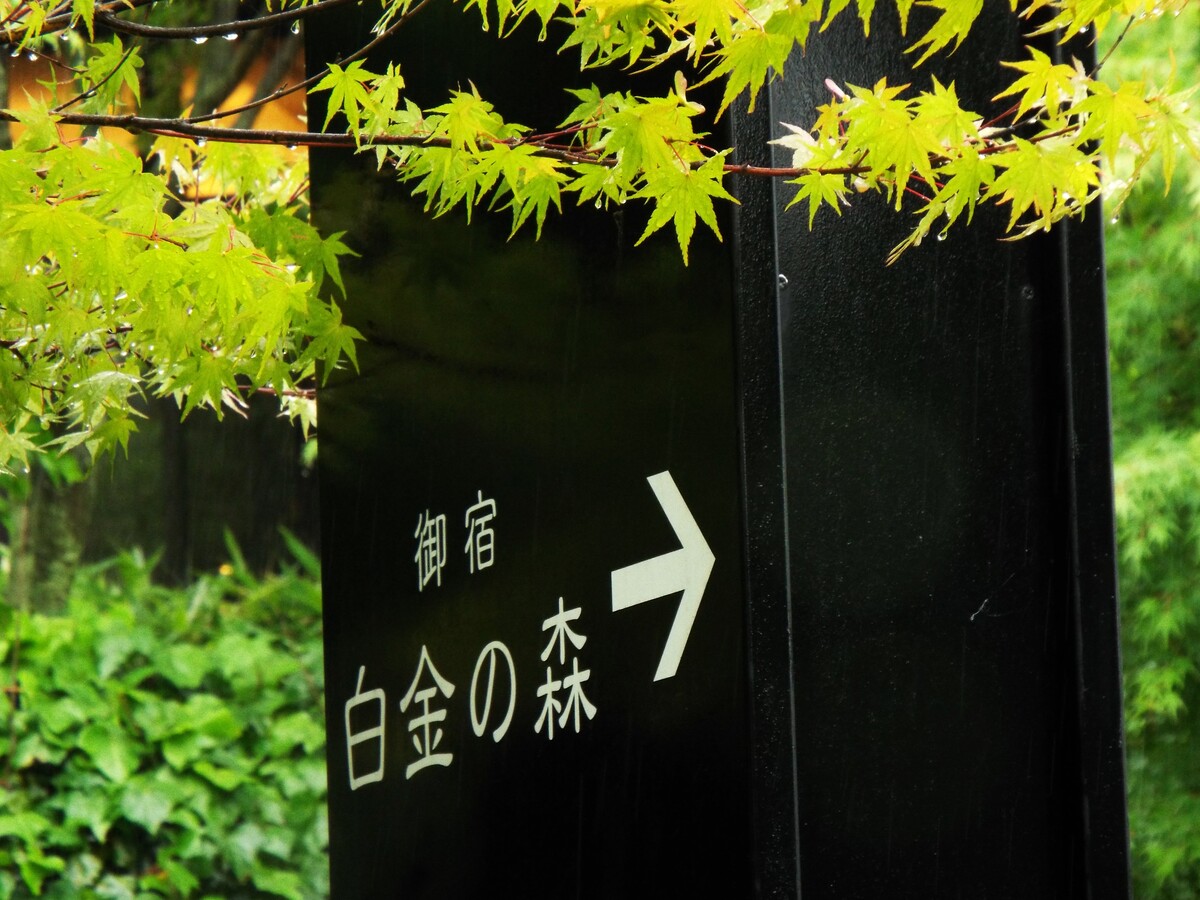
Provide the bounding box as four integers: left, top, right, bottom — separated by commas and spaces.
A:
309, 4, 1131, 896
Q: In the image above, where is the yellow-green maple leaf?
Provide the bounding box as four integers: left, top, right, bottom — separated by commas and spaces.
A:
635, 155, 734, 263
844, 78, 943, 208
985, 137, 1098, 230
906, 0, 982, 66
995, 46, 1084, 122
1075, 80, 1154, 167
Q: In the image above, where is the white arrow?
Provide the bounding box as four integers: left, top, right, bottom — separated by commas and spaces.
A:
611, 471, 715, 682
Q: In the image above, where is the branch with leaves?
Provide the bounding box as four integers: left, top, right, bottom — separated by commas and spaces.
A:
0, 0, 1197, 473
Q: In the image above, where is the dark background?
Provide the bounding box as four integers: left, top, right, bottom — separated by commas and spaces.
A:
310, 7, 753, 895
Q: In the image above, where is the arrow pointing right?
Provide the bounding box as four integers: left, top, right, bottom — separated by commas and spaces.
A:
611, 471, 715, 682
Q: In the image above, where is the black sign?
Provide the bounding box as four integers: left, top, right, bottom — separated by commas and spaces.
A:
310, 11, 751, 886
310, 4, 1131, 897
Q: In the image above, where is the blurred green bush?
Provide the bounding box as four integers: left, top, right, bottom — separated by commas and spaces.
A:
0, 535, 327, 899
1105, 6, 1200, 896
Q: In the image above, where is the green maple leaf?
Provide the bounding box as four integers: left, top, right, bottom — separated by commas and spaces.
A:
496, 146, 566, 238
786, 170, 848, 227
887, 146, 995, 263
314, 61, 377, 132
985, 137, 1098, 230
1147, 88, 1200, 192
995, 46, 1083, 121
844, 78, 942, 207
912, 77, 980, 146
72, 0, 96, 36
932, 145, 995, 226
906, 0, 982, 66
708, 25, 795, 114
301, 303, 362, 379
429, 87, 518, 152
635, 155, 734, 264
1075, 80, 1154, 167
855, 0, 877, 35
671, 0, 746, 62
597, 94, 700, 179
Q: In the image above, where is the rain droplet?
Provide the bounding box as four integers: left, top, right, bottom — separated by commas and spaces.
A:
777, 273, 789, 287
223, 31, 238, 41
9, 48, 19, 58
290, 20, 301, 35
192, 35, 208, 44
936, 231, 948, 242
1110, 216, 1119, 225
1078, 25, 1089, 34
286, 143, 298, 151
196, 137, 207, 147
26, 51, 37, 61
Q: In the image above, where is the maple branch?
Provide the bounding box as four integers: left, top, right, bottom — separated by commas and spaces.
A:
93, 0, 358, 41
0, 0, 160, 44
0, 106, 881, 177
52, 40, 139, 113
178, 0, 436, 127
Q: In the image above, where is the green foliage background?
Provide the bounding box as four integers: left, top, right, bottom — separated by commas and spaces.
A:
0, 538, 327, 899
1106, 5, 1200, 896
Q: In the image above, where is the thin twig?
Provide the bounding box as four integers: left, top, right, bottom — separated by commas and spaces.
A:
2, 0, 161, 44
1090, 15, 1135, 79
181, 0, 437, 127
51, 42, 139, 113
95, 0, 359, 40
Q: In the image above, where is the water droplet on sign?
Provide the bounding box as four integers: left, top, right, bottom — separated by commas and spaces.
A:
192, 35, 208, 44
777, 273, 789, 287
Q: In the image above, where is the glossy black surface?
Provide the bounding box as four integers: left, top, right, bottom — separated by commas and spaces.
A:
729, 7, 1130, 896
310, 8, 752, 897
310, 3, 1131, 897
